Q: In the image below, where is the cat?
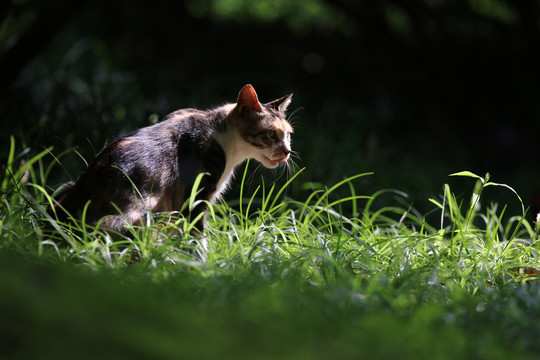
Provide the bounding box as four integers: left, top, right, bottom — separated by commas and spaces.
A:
48, 84, 293, 236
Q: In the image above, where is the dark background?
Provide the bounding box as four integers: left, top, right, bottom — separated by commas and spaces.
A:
1, 0, 539, 218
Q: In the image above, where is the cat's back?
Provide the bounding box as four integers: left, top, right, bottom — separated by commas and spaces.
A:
104, 107, 218, 161
155, 105, 229, 142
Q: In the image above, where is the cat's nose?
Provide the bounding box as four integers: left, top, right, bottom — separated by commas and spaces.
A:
282, 147, 291, 156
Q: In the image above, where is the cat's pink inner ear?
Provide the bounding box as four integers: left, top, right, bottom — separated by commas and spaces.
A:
237, 84, 262, 112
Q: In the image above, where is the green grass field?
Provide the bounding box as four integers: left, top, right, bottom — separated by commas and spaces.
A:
2, 136, 540, 359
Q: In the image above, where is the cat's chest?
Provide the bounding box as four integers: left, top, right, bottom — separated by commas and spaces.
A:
210, 132, 255, 202
213, 160, 237, 201
212, 141, 246, 202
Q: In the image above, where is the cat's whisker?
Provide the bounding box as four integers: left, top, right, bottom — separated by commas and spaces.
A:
287, 107, 303, 123
287, 160, 300, 175
290, 157, 300, 167
286, 162, 293, 180
247, 163, 263, 186
288, 152, 302, 169
290, 150, 301, 160
278, 163, 288, 180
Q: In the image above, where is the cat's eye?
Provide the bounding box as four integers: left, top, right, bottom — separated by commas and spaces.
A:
267, 130, 277, 140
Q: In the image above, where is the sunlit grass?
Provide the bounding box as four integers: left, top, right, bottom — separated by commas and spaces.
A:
2, 137, 540, 359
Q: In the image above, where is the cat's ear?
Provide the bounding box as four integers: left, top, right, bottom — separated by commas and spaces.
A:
237, 84, 262, 113
266, 93, 293, 114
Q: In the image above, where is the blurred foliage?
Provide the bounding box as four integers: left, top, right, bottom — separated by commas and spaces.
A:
1, 0, 539, 217
1, 249, 539, 359
184, 0, 356, 35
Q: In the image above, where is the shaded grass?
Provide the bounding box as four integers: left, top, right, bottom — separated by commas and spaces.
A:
1, 138, 540, 359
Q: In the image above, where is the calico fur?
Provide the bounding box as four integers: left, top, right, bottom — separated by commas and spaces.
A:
48, 85, 293, 235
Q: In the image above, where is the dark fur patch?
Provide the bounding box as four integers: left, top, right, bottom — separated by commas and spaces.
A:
49, 110, 226, 235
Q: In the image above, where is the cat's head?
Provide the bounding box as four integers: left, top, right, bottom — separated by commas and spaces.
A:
231, 84, 293, 169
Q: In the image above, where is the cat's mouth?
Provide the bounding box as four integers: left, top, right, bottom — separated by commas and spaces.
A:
263, 155, 288, 167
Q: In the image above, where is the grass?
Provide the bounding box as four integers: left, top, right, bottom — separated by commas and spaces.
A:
2, 137, 540, 359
